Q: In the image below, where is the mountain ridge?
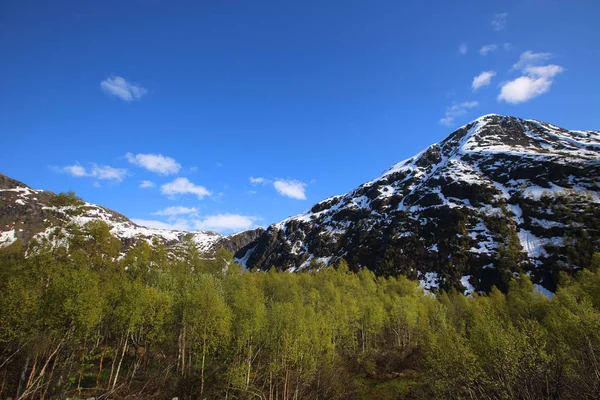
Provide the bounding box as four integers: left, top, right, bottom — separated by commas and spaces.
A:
0, 173, 263, 255
233, 114, 600, 293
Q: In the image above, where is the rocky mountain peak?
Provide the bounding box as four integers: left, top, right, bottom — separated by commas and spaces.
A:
235, 115, 600, 294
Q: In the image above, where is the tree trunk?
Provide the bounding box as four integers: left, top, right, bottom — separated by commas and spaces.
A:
41, 354, 59, 400
283, 368, 289, 400
246, 341, 253, 388
181, 325, 186, 376
0, 366, 7, 399
108, 346, 118, 389
14, 355, 29, 399
200, 336, 207, 398
19, 330, 68, 400
112, 333, 129, 391
96, 352, 104, 387
25, 353, 39, 392
294, 368, 300, 400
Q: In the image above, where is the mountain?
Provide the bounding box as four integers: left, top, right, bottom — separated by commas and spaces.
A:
2, 114, 599, 294
234, 114, 600, 293
0, 173, 263, 255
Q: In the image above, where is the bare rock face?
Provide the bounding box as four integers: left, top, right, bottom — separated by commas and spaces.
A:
217, 228, 266, 254
234, 115, 600, 293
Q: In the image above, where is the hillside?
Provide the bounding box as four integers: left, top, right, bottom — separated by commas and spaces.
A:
0, 173, 262, 255
235, 114, 600, 292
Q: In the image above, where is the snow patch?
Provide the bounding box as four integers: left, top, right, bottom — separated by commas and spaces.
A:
419, 271, 439, 290
460, 275, 475, 296
0, 230, 17, 247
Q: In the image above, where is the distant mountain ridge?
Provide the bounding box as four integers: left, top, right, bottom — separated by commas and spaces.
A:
234, 114, 600, 293
0, 173, 263, 255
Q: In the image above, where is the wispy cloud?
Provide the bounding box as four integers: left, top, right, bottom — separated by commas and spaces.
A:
126, 153, 181, 175
161, 177, 211, 200
479, 44, 498, 56
273, 179, 307, 200
132, 218, 191, 231
472, 71, 496, 90
139, 180, 155, 188
194, 214, 258, 232
64, 164, 87, 177
458, 43, 468, 55
512, 50, 553, 70
133, 213, 259, 233
152, 206, 198, 216
62, 163, 128, 182
499, 51, 564, 104
249, 176, 270, 185
91, 165, 128, 181
492, 13, 508, 31
439, 101, 479, 127
100, 76, 147, 101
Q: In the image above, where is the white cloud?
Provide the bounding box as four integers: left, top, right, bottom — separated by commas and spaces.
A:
498, 66, 564, 104
458, 43, 468, 55
498, 51, 564, 104
100, 76, 147, 101
249, 176, 270, 185
193, 214, 257, 232
152, 206, 198, 216
439, 101, 479, 127
134, 213, 258, 233
492, 13, 508, 31
63, 164, 87, 177
132, 218, 191, 231
479, 44, 498, 56
512, 51, 553, 70
503, 43, 512, 51
139, 180, 155, 188
161, 177, 211, 199
126, 153, 181, 175
62, 164, 128, 182
273, 179, 307, 200
472, 71, 496, 90
90, 165, 128, 181
524, 64, 564, 79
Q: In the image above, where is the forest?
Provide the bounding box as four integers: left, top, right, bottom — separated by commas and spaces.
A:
1, 218, 600, 399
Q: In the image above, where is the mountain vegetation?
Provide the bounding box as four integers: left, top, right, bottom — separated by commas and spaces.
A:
1, 221, 600, 399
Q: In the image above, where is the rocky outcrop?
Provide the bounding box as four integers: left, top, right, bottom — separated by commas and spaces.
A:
215, 228, 265, 254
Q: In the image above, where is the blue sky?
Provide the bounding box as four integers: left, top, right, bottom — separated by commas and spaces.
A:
1, 0, 599, 233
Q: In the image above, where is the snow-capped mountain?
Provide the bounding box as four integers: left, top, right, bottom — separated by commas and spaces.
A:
235, 115, 600, 293
0, 173, 262, 255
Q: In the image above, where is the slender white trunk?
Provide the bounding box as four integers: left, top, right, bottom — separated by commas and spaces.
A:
111, 333, 128, 391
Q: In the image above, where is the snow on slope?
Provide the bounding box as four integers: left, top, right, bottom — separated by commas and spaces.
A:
239, 114, 600, 291
291, 114, 598, 236
0, 181, 222, 253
